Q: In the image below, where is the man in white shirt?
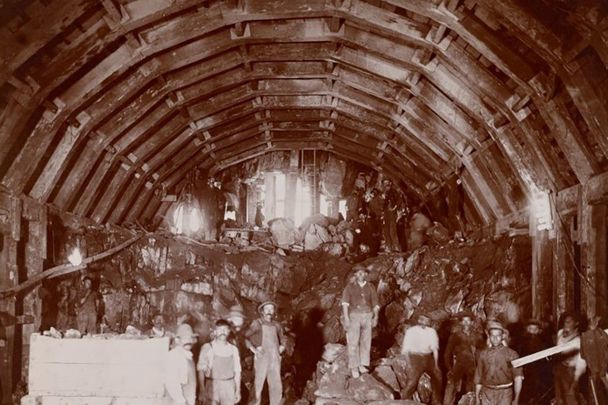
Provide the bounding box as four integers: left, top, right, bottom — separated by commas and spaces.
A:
198, 319, 242, 405
401, 312, 442, 404
554, 313, 586, 404
165, 323, 198, 405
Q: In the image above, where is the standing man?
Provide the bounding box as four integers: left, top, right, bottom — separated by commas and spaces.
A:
443, 311, 483, 405
76, 276, 98, 335
198, 319, 242, 405
554, 313, 586, 404
341, 265, 380, 378
227, 305, 251, 404
518, 319, 549, 404
382, 179, 400, 252
245, 300, 285, 405
401, 312, 442, 404
165, 323, 198, 405
474, 321, 523, 405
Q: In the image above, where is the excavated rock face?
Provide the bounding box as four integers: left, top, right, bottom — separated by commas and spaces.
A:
44, 220, 530, 403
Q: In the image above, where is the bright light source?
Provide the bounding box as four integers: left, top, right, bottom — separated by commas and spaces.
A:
68, 247, 83, 266
531, 189, 553, 231
173, 202, 203, 235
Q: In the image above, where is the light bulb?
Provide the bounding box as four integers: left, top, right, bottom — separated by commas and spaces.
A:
68, 247, 83, 266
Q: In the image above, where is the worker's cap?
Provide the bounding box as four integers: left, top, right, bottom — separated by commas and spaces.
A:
485, 320, 507, 333
412, 311, 432, 321
175, 323, 198, 344
352, 265, 370, 274
454, 310, 475, 320
257, 300, 278, 314
228, 304, 245, 320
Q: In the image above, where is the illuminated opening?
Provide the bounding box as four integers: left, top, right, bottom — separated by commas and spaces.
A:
295, 178, 312, 227
531, 189, 553, 231
68, 247, 83, 266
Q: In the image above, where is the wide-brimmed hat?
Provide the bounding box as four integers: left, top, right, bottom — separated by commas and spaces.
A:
485, 320, 507, 333
257, 300, 277, 314
352, 265, 370, 274
175, 323, 198, 344
525, 318, 542, 327
228, 304, 245, 319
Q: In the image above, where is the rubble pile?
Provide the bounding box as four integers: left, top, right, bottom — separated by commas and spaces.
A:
293, 236, 531, 404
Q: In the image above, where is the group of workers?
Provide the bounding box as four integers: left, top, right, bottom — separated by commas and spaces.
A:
342, 264, 608, 405
163, 300, 285, 405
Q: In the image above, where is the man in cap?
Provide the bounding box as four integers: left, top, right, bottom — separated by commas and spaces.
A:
198, 319, 242, 405
443, 311, 483, 405
245, 300, 285, 405
401, 312, 442, 404
474, 321, 523, 405
165, 323, 198, 405
341, 265, 380, 378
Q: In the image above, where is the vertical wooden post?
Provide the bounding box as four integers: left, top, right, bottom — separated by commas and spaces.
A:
0, 194, 20, 404
553, 214, 576, 318
531, 228, 554, 320
580, 202, 608, 319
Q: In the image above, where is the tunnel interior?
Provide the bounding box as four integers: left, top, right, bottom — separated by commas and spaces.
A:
1, 0, 608, 404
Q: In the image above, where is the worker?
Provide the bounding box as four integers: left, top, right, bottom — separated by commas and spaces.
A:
382, 179, 400, 252
341, 265, 380, 378
443, 311, 483, 405
226, 305, 251, 404
518, 319, 550, 404
76, 276, 98, 335
581, 316, 608, 404
165, 323, 198, 405
146, 312, 171, 338
198, 319, 242, 405
401, 312, 442, 404
245, 300, 285, 405
554, 313, 586, 405
474, 321, 523, 405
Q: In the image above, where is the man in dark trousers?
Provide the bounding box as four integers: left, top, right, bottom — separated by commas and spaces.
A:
76, 276, 99, 335
443, 311, 483, 405
245, 301, 285, 405
401, 312, 443, 404
382, 179, 400, 252
341, 265, 380, 378
475, 321, 523, 405
518, 319, 550, 403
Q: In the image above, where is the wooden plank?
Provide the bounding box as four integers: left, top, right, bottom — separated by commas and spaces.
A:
21, 396, 166, 405
535, 96, 599, 184
531, 229, 553, 320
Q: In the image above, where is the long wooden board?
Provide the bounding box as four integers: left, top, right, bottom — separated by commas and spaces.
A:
512, 329, 608, 368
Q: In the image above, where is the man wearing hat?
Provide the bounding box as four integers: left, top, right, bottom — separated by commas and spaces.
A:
245, 300, 285, 405
198, 319, 242, 405
517, 319, 549, 403
474, 321, 523, 405
401, 312, 442, 404
165, 323, 198, 405
341, 265, 380, 378
443, 311, 483, 405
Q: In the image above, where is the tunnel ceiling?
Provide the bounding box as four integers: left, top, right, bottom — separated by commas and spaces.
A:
0, 0, 607, 227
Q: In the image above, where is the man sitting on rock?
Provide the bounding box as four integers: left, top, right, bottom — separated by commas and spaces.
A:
474, 321, 523, 405
198, 319, 242, 405
245, 300, 285, 405
341, 265, 380, 378
400, 312, 442, 404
